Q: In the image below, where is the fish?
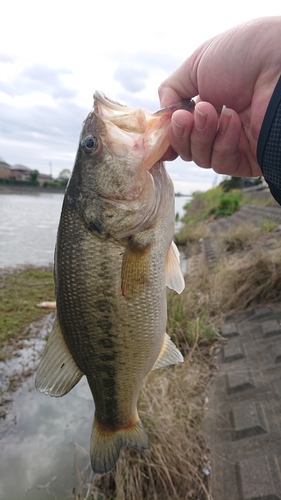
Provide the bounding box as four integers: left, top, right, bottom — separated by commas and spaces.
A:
35, 92, 194, 475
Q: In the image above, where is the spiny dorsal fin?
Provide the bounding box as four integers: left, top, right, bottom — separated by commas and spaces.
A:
35, 316, 83, 397
152, 333, 184, 370
165, 241, 185, 294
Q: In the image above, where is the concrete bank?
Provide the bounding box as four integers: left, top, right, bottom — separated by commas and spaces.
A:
199, 202, 281, 499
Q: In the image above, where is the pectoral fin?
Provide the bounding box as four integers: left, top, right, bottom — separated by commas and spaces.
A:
152, 333, 184, 370
35, 316, 83, 396
121, 242, 151, 300
165, 241, 185, 293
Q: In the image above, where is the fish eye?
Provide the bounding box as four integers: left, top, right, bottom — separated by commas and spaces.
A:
81, 135, 98, 152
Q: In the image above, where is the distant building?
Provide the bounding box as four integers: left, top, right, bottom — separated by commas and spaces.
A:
0, 161, 11, 179
37, 172, 53, 186
0, 162, 53, 186
10, 164, 32, 181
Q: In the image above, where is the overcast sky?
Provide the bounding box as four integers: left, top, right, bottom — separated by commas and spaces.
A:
0, 1, 280, 195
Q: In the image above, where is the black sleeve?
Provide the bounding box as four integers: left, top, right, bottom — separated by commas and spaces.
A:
257, 75, 281, 205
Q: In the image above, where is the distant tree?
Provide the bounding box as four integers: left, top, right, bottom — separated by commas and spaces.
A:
57, 169, 71, 188
58, 169, 71, 181
220, 176, 242, 192
29, 170, 39, 183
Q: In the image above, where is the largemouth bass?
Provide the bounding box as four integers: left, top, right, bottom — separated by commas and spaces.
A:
35, 92, 193, 474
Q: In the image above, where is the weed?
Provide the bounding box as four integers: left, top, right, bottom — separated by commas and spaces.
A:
259, 219, 277, 233
0, 266, 55, 350
214, 191, 242, 217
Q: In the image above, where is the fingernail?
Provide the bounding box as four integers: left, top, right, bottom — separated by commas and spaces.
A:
219, 105, 232, 134
194, 107, 208, 131
172, 116, 185, 138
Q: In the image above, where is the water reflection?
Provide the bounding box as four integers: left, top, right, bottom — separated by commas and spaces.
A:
0, 314, 94, 500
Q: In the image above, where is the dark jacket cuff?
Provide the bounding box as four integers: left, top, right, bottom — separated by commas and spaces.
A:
257, 75, 281, 205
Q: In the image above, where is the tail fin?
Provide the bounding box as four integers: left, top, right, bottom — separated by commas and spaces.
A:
90, 417, 149, 474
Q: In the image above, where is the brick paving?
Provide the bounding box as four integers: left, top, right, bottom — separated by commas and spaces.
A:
205, 304, 281, 499
196, 202, 281, 499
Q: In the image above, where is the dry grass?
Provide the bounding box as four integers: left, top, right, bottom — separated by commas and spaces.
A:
220, 220, 278, 253
174, 221, 209, 247
220, 222, 259, 252
212, 248, 281, 312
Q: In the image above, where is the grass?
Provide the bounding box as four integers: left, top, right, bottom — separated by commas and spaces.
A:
0, 266, 55, 352
220, 219, 278, 253
212, 249, 281, 311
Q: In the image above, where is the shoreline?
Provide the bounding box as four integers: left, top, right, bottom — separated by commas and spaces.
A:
0, 184, 65, 195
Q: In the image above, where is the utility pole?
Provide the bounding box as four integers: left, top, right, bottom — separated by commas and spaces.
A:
49, 162, 52, 179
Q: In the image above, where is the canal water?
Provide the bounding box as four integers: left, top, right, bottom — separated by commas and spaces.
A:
0, 192, 189, 499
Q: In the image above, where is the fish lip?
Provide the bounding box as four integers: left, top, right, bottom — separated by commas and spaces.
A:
94, 91, 195, 116
93, 91, 128, 112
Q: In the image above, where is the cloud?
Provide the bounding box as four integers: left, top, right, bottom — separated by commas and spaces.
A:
0, 62, 77, 99
0, 59, 89, 174
114, 64, 148, 93
0, 97, 89, 175
0, 53, 15, 63
113, 51, 182, 95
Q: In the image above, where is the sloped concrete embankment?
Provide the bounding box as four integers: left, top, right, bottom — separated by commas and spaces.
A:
191, 203, 281, 499
187, 204, 281, 275
205, 304, 281, 500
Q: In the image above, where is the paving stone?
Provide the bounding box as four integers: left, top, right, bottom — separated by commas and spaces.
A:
230, 401, 267, 440
262, 319, 281, 338
272, 379, 281, 400
223, 339, 245, 362
255, 306, 273, 318
269, 344, 281, 364
221, 322, 239, 338
226, 369, 255, 394
236, 455, 281, 500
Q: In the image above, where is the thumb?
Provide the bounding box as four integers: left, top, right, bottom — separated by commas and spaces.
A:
158, 52, 202, 107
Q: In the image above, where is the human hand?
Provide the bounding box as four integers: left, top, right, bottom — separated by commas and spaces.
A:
158, 17, 281, 177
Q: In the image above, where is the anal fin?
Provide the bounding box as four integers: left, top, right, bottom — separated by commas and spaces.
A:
152, 332, 184, 370
35, 316, 83, 396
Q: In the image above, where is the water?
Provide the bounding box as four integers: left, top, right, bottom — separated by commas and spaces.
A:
0, 192, 190, 499
0, 313, 94, 500
174, 195, 190, 233
0, 193, 64, 269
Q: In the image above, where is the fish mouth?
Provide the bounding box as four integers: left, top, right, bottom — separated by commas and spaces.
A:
93, 91, 194, 170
